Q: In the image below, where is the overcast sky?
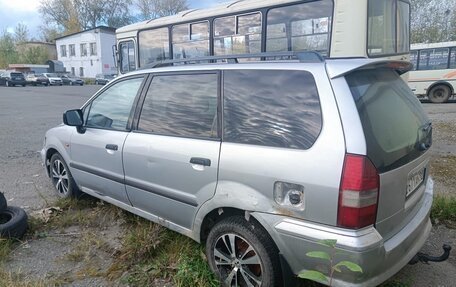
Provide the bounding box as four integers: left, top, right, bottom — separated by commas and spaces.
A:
0, 0, 220, 39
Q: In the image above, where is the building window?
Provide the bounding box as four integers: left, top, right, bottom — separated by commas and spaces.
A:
71, 67, 75, 76
79, 67, 84, 77
69, 44, 76, 56
90, 42, 97, 56
80, 43, 87, 56
60, 45, 67, 57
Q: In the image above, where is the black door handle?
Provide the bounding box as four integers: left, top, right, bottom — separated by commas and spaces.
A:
106, 144, 118, 151
190, 157, 211, 167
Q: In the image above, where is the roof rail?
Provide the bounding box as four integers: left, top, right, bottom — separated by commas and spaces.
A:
142, 51, 324, 69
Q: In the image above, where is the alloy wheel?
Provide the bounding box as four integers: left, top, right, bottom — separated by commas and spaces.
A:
51, 159, 69, 196
214, 233, 263, 287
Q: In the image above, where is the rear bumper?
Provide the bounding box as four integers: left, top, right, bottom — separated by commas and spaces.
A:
253, 178, 434, 286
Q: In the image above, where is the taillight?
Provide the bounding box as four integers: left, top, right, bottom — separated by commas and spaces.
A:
337, 154, 379, 229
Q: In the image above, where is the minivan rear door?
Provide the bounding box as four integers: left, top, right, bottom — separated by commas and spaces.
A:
345, 68, 432, 239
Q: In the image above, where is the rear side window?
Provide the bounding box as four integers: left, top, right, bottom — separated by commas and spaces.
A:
346, 69, 431, 172
138, 73, 218, 138
223, 70, 322, 149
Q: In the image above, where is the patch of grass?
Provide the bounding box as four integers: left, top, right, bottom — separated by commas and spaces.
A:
430, 155, 456, 187
65, 231, 113, 263
107, 214, 218, 287
0, 239, 15, 262
0, 270, 52, 287
431, 194, 456, 227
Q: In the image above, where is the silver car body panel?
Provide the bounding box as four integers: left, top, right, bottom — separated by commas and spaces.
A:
41, 58, 434, 286
123, 133, 221, 229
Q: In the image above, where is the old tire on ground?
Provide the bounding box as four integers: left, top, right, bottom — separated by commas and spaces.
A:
428, 85, 451, 103
0, 206, 28, 239
205, 216, 281, 287
0, 193, 7, 211
50, 153, 81, 198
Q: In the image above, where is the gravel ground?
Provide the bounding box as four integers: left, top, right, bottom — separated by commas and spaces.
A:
0, 86, 455, 286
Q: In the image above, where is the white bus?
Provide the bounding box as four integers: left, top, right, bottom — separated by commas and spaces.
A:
409, 42, 456, 103
115, 0, 411, 73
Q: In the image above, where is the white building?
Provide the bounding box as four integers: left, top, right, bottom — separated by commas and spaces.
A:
55, 26, 117, 78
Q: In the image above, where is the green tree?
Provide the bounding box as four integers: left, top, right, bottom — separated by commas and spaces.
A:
411, 0, 456, 43
19, 46, 50, 65
0, 31, 19, 69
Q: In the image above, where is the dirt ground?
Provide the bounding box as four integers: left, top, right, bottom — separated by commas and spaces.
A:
0, 86, 455, 287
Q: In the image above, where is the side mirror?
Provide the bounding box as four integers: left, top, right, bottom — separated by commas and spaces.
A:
63, 109, 85, 133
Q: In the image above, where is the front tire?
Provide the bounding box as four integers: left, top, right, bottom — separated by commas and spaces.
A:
50, 153, 81, 198
428, 85, 451, 103
206, 216, 281, 287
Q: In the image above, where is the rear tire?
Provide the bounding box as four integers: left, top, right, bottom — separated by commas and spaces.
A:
0, 193, 7, 211
428, 85, 451, 103
205, 216, 281, 287
0, 206, 28, 239
50, 153, 81, 198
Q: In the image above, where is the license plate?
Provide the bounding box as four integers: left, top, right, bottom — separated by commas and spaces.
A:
407, 168, 425, 197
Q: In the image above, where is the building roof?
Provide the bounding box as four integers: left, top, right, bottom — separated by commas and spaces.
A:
55, 26, 116, 41
8, 64, 50, 69
17, 41, 55, 46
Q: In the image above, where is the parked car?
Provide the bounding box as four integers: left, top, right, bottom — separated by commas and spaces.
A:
42, 54, 436, 287
95, 74, 115, 85
42, 73, 63, 86
61, 75, 84, 86
26, 74, 50, 86
0, 71, 26, 87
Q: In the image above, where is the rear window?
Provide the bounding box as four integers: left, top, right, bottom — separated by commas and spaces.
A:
346, 69, 431, 172
223, 70, 322, 149
11, 73, 23, 77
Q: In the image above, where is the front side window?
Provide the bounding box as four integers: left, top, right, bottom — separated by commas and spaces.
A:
418, 48, 449, 70
87, 77, 144, 131
224, 70, 322, 149
60, 45, 67, 57
368, 0, 411, 56
172, 22, 209, 59
410, 50, 418, 70
139, 28, 170, 67
214, 13, 262, 55
139, 73, 218, 138
120, 41, 136, 73
80, 43, 87, 56
266, 1, 333, 55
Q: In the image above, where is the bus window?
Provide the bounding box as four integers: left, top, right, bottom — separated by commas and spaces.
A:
450, 48, 456, 69
368, 0, 395, 56
214, 13, 262, 55
397, 1, 410, 54
410, 50, 418, 70
266, 1, 333, 55
418, 48, 449, 70
139, 27, 170, 67
172, 22, 209, 59
120, 41, 136, 73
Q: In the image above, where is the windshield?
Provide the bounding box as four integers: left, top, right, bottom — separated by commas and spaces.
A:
346, 69, 430, 172
46, 73, 58, 77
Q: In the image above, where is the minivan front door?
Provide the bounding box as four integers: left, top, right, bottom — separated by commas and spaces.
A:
123, 72, 220, 229
69, 76, 145, 203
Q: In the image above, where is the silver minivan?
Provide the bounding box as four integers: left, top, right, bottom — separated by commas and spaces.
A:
41, 54, 434, 286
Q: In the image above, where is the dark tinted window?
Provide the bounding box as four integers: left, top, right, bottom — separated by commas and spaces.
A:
418, 48, 449, 70
139, 73, 218, 138
450, 48, 456, 69
223, 70, 322, 149
86, 77, 144, 130
347, 69, 430, 172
